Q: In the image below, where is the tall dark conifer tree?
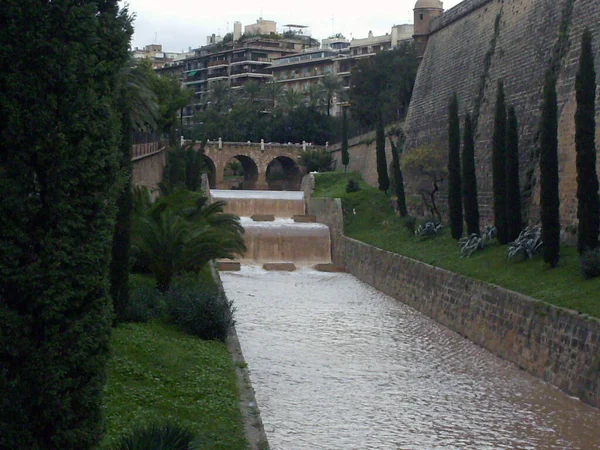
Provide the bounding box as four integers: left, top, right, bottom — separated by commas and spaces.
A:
448, 93, 463, 239
462, 113, 480, 236
389, 131, 408, 217
492, 81, 508, 244
0, 1, 132, 447
540, 71, 561, 268
342, 107, 350, 171
376, 113, 390, 193
575, 29, 599, 254
506, 106, 523, 242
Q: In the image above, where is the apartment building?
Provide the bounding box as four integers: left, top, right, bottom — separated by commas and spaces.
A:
269, 24, 414, 116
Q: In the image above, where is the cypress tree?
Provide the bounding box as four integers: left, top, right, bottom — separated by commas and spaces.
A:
110, 104, 133, 323
492, 81, 508, 244
342, 107, 350, 171
0, 1, 132, 447
575, 28, 599, 254
389, 132, 408, 217
540, 71, 561, 268
376, 112, 390, 193
448, 93, 463, 239
462, 113, 480, 236
506, 106, 523, 242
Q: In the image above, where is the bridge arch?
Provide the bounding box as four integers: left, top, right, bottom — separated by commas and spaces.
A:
225, 155, 259, 190
202, 155, 217, 188
266, 156, 302, 191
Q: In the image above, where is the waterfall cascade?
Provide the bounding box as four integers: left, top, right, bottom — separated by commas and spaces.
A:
211, 190, 332, 268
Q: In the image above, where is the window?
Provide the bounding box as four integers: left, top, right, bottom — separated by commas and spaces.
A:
420, 13, 424, 20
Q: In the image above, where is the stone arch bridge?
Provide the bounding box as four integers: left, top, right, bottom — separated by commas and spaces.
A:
131, 140, 326, 192
198, 140, 325, 190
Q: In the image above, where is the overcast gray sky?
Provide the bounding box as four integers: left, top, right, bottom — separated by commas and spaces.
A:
121, 0, 463, 53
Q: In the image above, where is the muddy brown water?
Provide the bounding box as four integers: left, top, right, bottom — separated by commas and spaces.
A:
218, 189, 600, 449
222, 268, 600, 449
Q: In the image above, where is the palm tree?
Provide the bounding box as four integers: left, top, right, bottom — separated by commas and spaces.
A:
241, 80, 262, 106
209, 80, 231, 113
262, 81, 284, 112
306, 82, 324, 109
320, 73, 343, 116
282, 88, 303, 112
132, 187, 246, 291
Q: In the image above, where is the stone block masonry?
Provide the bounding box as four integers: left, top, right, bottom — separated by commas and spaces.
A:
404, 0, 600, 227
308, 195, 600, 407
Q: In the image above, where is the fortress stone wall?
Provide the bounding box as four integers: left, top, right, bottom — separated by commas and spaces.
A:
404, 0, 600, 226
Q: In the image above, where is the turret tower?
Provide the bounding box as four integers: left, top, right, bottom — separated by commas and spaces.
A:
413, 0, 444, 59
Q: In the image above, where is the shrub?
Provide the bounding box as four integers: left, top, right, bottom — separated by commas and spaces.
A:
402, 215, 417, 234
166, 280, 234, 342
415, 221, 443, 240
118, 277, 165, 323
112, 422, 196, 450
345, 179, 361, 193
508, 226, 543, 262
580, 248, 600, 279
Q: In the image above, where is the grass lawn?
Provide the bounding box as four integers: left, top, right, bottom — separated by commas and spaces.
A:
313, 171, 600, 318
101, 320, 248, 449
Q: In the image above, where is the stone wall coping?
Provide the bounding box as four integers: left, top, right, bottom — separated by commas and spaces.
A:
131, 146, 166, 162
203, 141, 326, 150
430, 0, 495, 34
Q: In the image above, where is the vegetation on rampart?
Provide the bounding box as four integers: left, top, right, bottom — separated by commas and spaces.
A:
313, 172, 600, 318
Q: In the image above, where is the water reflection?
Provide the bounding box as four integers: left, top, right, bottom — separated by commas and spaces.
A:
222, 267, 600, 450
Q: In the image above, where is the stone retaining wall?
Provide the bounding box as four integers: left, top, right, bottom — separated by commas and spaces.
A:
308, 196, 600, 407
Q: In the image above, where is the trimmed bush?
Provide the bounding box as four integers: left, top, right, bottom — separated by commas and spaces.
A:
346, 179, 361, 193
166, 279, 234, 342
119, 277, 165, 323
580, 248, 600, 279
402, 215, 417, 234
113, 422, 197, 450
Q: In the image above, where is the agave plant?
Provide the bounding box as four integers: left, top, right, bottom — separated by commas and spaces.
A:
113, 422, 197, 450
507, 226, 543, 262
459, 225, 497, 258
415, 221, 443, 240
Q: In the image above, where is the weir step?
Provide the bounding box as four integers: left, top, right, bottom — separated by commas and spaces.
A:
217, 261, 241, 271
293, 215, 316, 223
263, 262, 297, 271
314, 264, 346, 273
251, 214, 275, 221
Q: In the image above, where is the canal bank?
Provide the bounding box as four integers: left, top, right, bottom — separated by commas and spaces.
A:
307, 194, 600, 408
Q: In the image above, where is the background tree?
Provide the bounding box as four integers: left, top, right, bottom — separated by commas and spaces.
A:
462, 113, 480, 236
320, 74, 343, 117
136, 59, 191, 143
111, 57, 159, 324
349, 42, 419, 127
0, 1, 132, 447
506, 106, 523, 242
402, 145, 448, 222
341, 106, 350, 171
376, 113, 390, 193
575, 29, 599, 254
389, 130, 408, 217
492, 81, 508, 244
540, 71, 561, 268
448, 93, 463, 239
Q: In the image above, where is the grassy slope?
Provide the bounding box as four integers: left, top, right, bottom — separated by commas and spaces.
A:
313, 172, 600, 318
102, 320, 247, 449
